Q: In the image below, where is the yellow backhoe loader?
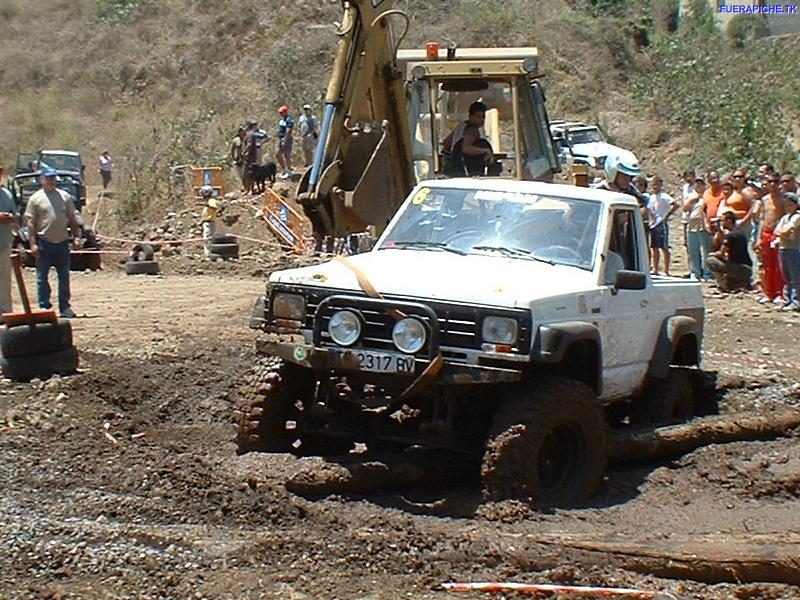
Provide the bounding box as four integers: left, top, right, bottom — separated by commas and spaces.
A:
296, 0, 560, 252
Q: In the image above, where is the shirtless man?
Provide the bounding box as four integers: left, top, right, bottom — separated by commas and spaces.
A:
753, 173, 785, 304
719, 168, 756, 236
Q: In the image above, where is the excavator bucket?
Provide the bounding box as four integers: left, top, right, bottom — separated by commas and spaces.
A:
342, 125, 397, 226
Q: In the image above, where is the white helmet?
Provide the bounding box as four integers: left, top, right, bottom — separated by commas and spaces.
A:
200, 185, 213, 196
604, 149, 641, 182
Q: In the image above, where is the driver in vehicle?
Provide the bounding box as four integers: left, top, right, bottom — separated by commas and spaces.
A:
445, 123, 498, 177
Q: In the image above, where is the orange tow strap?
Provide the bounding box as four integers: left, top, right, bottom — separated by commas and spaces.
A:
333, 255, 443, 399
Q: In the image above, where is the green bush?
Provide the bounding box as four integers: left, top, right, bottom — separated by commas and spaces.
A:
631, 28, 799, 172
95, 0, 150, 24
725, 14, 769, 48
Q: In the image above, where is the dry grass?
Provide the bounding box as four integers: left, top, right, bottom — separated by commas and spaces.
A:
0, 0, 699, 221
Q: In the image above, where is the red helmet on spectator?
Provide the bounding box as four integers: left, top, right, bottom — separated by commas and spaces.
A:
277, 105, 289, 114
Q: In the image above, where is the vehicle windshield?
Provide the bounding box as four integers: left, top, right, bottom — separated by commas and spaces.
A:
39, 153, 82, 173
379, 186, 601, 270
568, 129, 604, 145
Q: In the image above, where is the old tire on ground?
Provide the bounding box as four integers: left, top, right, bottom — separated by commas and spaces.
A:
125, 260, 160, 275
234, 356, 314, 454
632, 367, 694, 424
131, 243, 155, 261
481, 377, 608, 506
1, 320, 73, 359
209, 243, 239, 258
212, 234, 238, 245
0, 346, 79, 382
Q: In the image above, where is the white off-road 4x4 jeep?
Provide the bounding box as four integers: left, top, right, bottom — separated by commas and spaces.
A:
240, 179, 704, 505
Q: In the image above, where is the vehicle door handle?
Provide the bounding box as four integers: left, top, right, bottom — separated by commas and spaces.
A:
640, 299, 649, 308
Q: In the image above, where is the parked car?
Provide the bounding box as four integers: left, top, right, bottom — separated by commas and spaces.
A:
549, 121, 628, 171
15, 150, 87, 210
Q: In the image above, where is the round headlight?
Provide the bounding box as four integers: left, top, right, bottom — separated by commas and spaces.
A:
392, 317, 427, 354
328, 310, 361, 346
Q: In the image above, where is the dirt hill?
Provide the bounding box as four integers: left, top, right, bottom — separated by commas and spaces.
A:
0, 0, 796, 223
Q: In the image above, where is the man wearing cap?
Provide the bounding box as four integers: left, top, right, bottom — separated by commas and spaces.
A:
25, 166, 82, 318
276, 105, 294, 179
0, 165, 18, 317
775, 192, 800, 311
298, 104, 318, 168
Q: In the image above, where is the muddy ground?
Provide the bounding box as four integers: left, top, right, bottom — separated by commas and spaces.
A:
2, 193, 800, 599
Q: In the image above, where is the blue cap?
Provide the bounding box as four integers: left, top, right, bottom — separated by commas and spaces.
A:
41, 165, 58, 177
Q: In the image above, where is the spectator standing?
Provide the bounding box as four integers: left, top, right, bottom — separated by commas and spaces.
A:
241, 119, 259, 195
702, 171, 726, 222
199, 185, 221, 258
98, 151, 113, 190
276, 105, 294, 179
634, 175, 648, 197
684, 176, 711, 281
718, 168, 755, 238
780, 172, 797, 194
647, 175, 678, 275
25, 166, 81, 318
298, 104, 319, 167
230, 126, 245, 191
707, 211, 753, 292
0, 166, 18, 316
754, 173, 785, 305
680, 169, 695, 270
775, 192, 800, 311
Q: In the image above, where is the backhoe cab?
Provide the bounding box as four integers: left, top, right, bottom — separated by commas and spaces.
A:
296, 0, 559, 251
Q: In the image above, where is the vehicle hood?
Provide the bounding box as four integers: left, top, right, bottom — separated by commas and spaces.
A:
270, 249, 597, 307
570, 141, 623, 159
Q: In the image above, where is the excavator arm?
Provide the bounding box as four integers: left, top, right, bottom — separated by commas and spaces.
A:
297, 0, 416, 250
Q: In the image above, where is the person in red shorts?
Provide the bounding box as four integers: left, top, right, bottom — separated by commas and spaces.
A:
753, 173, 786, 305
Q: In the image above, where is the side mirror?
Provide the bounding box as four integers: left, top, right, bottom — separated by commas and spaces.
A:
615, 269, 647, 291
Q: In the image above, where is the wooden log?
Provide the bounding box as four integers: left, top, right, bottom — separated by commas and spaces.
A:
530, 535, 800, 586
609, 408, 800, 464
285, 451, 475, 497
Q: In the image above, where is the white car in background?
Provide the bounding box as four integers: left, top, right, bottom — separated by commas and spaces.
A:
550, 121, 628, 170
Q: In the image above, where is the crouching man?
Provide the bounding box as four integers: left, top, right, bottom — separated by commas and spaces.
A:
707, 211, 752, 292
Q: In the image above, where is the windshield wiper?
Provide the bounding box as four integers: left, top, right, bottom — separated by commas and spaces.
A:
383, 241, 467, 255
471, 245, 555, 265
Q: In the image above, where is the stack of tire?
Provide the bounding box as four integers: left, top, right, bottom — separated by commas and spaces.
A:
0, 320, 79, 382
207, 234, 239, 260
126, 243, 160, 275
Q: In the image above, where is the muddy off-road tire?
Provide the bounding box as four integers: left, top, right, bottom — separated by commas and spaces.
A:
1, 320, 73, 358
482, 377, 608, 506
632, 367, 694, 424
0, 346, 79, 382
234, 356, 314, 454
